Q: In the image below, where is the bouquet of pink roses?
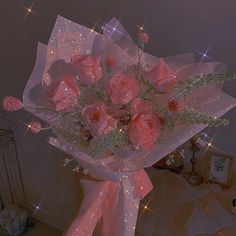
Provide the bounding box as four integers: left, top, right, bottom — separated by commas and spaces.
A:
3, 16, 236, 236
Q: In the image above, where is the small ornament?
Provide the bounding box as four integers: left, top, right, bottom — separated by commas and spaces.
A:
180, 149, 185, 158
63, 158, 73, 167
29, 121, 42, 134
182, 136, 203, 186
2, 96, 23, 111
196, 137, 207, 147
73, 165, 81, 172
166, 159, 172, 166
138, 32, 149, 44
166, 150, 183, 168
82, 169, 88, 175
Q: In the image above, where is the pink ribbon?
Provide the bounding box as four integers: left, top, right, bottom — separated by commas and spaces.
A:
64, 169, 153, 236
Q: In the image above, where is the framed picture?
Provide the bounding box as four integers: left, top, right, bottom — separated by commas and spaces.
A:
206, 151, 233, 187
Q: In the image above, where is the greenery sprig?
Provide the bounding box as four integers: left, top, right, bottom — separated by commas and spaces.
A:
175, 107, 229, 127
91, 129, 129, 157
173, 72, 236, 98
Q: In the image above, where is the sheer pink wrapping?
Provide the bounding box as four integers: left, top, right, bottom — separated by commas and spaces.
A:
23, 16, 236, 235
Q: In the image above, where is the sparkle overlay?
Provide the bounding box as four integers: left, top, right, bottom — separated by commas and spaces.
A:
3, 16, 236, 236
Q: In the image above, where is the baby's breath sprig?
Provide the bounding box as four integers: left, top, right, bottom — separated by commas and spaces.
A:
91, 129, 129, 157
173, 72, 236, 98
175, 107, 229, 127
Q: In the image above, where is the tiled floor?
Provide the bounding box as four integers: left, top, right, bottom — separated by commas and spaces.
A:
25, 220, 62, 236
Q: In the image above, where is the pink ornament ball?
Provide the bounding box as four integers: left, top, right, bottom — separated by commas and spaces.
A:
29, 121, 42, 134
2, 96, 23, 111
138, 32, 149, 43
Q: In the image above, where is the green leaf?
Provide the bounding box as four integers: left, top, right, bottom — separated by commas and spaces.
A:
167, 118, 175, 131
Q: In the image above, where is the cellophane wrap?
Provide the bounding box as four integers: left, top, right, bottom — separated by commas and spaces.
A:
23, 16, 236, 236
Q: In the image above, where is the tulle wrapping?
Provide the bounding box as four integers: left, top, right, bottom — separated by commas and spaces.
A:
23, 16, 236, 181
22, 16, 236, 236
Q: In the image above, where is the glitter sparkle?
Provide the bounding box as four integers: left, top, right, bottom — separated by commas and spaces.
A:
18, 0, 39, 20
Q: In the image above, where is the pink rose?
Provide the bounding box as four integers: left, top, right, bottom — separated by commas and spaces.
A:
130, 97, 153, 115
71, 54, 102, 85
45, 74, 80, 111
107, 73, 138, 105
144, 58, 177, 93
83, 102, 117, 137
128, 112, 160, 151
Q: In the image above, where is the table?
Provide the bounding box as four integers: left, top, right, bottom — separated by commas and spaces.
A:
136, 168, 236, 236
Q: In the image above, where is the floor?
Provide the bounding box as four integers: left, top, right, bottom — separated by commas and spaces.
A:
24, 220, 62, 236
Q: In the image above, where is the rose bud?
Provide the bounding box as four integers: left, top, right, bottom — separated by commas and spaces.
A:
138, 32, 149, 44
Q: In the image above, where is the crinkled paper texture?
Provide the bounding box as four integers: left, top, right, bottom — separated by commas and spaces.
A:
23, 16, 236, 181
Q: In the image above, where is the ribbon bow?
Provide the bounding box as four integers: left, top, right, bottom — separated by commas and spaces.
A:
64, 169, 153, 236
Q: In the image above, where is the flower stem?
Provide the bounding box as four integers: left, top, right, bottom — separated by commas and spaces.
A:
136, 44, 144, 81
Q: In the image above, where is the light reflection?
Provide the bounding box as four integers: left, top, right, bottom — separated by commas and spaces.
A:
93, 19, 109, 33
105, 21, 122, 38
190, 41, 215, 64
21, 120, 34, 137
92, 17, 125, 37
202, 130, 222, 153
30, 198, 48, 217
87, 20, 100, 37
139, 197, 156, 218
134, 21, 147, 32
134, 21, 150, 36
88, 27, 96, 37
18, 0, 39, 20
